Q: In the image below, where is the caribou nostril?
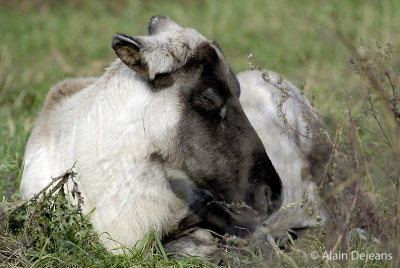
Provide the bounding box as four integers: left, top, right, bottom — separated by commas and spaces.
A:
252, 184, 270, 209
264, 185, 273, 202
254, 182, 283, 220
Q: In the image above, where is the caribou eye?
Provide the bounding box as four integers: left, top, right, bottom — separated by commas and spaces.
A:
192, 88, 225, 119
200, 88, 223, 108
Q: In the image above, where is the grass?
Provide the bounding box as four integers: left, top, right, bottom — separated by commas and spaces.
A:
1, 0, 399, 266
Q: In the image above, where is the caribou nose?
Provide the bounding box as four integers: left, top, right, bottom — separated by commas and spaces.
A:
248, 149, 283, 220
236, 109, 283, 219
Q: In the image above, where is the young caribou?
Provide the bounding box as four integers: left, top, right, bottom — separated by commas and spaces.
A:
20, 16, 284, 254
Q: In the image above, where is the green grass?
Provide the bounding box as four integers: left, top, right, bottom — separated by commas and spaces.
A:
1, 0, 399, 266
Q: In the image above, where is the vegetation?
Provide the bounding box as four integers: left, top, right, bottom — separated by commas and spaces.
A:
1, 0, 399, 266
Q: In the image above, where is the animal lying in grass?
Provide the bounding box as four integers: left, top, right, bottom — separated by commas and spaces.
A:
20, 16, 329, 257
20, 16, 284, 254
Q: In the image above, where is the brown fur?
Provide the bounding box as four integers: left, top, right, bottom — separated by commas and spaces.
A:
25, 77, 98, 149
44, 77, 97, 111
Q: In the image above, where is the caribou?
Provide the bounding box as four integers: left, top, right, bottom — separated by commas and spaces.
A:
20, 16, 289, 255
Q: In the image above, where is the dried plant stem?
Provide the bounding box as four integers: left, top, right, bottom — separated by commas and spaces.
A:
318, 113, 345, 189
6, 166, 76, 215
335, 19, 400, 153
368, 98, 392, 150
332, 111, 361, 253
354, 121, 375, 193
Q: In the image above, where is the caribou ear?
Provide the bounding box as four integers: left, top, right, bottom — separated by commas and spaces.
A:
111, 34, 149, 79
148, 15, 183, 35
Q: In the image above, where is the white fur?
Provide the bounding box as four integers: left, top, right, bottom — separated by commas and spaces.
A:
20, 63, 190, 252
238, 70, 328, 231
